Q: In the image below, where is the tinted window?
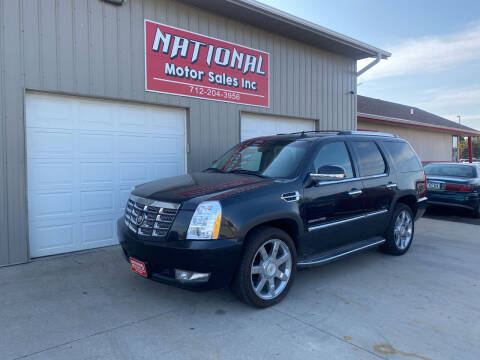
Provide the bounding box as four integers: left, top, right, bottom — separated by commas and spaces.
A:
383, 141, 421, 172
313, 141, 354, 178
351, 141, 386, 177
211, 139, 311, 178
424, 164, 475, 178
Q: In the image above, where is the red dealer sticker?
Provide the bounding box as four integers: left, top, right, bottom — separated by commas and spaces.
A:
144, 20, 270, 107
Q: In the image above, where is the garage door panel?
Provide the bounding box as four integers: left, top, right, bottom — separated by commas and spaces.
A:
151, 163, 183, 179
150, 109, 186, 133
30, 223, 75, 254
28, 161, 74, 190
26, 95, 74, 129
26, 93, 186, 257
77, 102, 115, 131
80, 190, 114, 213
119, 162, 151, 184
27, 130, 74, 157
81, 220, 115, 245
118, 189, 133, 211
29, 192, 74, 218
79, 162, 114, 185
117, 107, 149, 130
116, 135, 149, 155
276, 120, 310, 134
78, 133, 114, 155
118, 188, 132, 205
241, 113, 315, 141
150, 136, 183, 156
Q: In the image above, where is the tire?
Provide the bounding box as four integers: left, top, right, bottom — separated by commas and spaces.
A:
233, 226, 297, 308
474, 205, 480, 218
381, 204, 415, 256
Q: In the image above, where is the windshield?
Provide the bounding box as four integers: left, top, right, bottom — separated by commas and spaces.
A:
208, 138, 311, 178
425, 164, 475, 178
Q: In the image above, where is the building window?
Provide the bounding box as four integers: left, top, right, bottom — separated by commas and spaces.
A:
452, 136, 458, 162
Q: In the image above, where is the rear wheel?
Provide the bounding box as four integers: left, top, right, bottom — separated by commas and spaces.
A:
233, 226, 297, 308
474, 205, 480, 218
381, 204, 414, 255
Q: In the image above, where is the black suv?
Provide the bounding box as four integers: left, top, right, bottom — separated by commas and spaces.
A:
118, 131, 427, 307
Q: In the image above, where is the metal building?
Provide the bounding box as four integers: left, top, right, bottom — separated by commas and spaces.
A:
0, 0, 389, 266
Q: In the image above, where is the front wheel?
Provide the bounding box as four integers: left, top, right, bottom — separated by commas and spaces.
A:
381, 204, 414, 255
233, 226, 297, 308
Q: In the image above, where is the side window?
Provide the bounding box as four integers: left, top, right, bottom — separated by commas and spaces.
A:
383, 141, 422, 172
351, 141, 386, 177
313, 141, 354, 178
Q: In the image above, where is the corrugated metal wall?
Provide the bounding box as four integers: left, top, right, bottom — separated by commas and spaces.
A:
0, 0, 357, 266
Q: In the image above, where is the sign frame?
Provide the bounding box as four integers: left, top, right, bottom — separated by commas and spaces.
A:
144, 19, 270, 108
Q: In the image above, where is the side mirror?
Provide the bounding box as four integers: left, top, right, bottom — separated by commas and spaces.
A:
310, 165, 346, 183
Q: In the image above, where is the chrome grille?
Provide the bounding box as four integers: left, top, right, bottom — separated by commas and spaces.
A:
124, 195, 180, 237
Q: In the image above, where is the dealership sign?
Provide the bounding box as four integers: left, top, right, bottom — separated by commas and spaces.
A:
144, 20, 270, 107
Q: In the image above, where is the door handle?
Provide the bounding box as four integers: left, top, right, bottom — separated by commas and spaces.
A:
386, 183, 397, 189
348, 189, 363, 196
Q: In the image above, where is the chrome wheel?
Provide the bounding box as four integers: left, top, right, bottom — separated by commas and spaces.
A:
250, 239, 292, 300
394, 210, 413, 250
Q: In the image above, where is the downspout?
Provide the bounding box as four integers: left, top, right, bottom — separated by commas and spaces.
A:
357, 53, 382, 77
356, 53, 383, 131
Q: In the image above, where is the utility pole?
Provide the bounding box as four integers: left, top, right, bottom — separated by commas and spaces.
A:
457, 115, 461, 125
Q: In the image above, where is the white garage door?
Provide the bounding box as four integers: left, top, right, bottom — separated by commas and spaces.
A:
241, 113, 315, 141
26, 93, 186, 257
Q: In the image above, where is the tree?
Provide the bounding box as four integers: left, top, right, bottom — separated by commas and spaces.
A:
459, 136, 480, 160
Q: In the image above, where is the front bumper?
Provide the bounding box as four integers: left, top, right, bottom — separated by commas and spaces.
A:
117, 218, 242, 291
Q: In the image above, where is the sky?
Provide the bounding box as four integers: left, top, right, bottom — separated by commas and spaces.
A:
258, 0, 480, 130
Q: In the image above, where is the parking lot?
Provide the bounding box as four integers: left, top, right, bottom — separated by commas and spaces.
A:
1, 216, 479, 360
424, 206, 480, 226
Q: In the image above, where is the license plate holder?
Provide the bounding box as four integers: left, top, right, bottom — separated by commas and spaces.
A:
427, 182, 442, 190
129, 257, 148, 277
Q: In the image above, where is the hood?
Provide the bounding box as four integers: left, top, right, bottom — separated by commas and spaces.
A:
131, 172, 272, 204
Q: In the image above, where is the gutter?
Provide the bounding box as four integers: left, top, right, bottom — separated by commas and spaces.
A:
358, 113, 480, 137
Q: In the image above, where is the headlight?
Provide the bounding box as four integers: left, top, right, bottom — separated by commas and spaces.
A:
186, 201, 222, 240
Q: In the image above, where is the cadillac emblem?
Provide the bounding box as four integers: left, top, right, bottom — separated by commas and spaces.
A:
135, 214, 145, 226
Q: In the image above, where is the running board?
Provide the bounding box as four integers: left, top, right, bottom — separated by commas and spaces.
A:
297, 238, 385, 268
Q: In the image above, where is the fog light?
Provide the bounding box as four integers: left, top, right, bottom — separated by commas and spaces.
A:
175, 269, 210, 283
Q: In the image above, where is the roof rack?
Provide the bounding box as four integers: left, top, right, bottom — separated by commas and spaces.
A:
276, 130, 397, 137
339, 130, 397, 137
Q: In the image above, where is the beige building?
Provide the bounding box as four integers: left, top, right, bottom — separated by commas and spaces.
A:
357, 96, 480, 163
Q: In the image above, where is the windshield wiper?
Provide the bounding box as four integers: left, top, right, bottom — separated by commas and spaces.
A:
227, 169, 268, 178
204, 167, 226, 173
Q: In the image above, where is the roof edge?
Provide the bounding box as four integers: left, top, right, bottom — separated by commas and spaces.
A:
227, 0, 391, 59
178, 0, 390, 60
358, 113, 480, 137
